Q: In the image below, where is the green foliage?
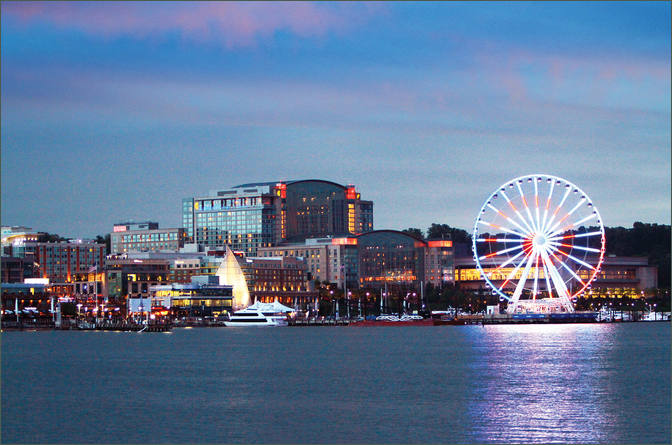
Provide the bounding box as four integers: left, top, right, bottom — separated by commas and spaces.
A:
426, 223, 472, 244
95, 234, 111, 254
37, 232, 68, 242
402, 228, 424, 239
601, 222, 670, 288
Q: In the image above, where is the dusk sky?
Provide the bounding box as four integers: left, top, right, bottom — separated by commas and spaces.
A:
2, 1, 670, 239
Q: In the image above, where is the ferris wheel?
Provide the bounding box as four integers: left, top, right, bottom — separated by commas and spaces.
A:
472, 174, 606, 313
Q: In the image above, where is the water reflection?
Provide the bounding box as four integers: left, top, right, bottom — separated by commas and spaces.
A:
464, 324, 668, 443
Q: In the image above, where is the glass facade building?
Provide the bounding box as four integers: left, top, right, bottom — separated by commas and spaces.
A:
110, 227, 186, 254
357, 230, 454, 289
183, 180, 374, 256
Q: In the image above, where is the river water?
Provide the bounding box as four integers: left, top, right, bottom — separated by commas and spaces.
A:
2, 323, 670, 443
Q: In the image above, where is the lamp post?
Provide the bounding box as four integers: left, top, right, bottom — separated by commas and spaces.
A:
347, 290, 351, 320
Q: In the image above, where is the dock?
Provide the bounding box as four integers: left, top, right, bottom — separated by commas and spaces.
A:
288, 318, 350, 327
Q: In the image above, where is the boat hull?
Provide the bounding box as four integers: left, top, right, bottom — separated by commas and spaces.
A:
349, 319, 434, 327
224, 319, 287, 327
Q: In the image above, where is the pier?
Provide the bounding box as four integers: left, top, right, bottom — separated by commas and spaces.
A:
288, 318, 350, 327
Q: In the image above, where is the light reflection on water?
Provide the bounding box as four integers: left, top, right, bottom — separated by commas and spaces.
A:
464, 324, 669, 443
1, 324, 669, 444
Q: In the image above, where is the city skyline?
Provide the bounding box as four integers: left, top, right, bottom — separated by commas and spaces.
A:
2, 1, 670, 238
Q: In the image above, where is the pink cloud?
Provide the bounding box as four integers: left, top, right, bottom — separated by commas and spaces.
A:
1, 1, 380, 47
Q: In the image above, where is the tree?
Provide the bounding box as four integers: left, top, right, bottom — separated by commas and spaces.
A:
426, 223, 472, 244
402, 228, 424, 239
95, 234, 111, 254
37, 232, 68, 242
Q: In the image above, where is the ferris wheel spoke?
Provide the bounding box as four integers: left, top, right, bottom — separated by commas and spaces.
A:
508, 250, 536, 310
544, 186, 572, 234
541, 256, 554, 299
547, 213, 598, 240
486, 203, 533, 236
500, 190, 536, 234
539, 249, 571, 300
478, 243, 524, 261
572, 230, 603, 239
532, 252, 540, 300
540, 180, 556, 233
478, 220, 528, 239
516, 182, 539, 233
493, 248, 533, 288
551, 251, 587, 288
547, 230, 602, 242
534, 179, 542, 234
487, 249, 527, 278
477, 238, 526, 243
546, 198, 586, 236
548, 242, 601, 254
553, 248, 596, 270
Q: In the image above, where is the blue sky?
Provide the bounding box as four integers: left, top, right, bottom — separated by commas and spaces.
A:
2, 1, 670, 238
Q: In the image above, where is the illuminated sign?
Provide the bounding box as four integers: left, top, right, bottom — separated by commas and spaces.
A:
428, 240, 453, 248
25, 278, 49, 285
346, 187, 357, 200
113, 226, 127, 232
332, 238, 357, 245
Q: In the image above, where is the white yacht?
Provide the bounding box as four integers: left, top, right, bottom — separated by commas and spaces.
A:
224, 300, 294, 327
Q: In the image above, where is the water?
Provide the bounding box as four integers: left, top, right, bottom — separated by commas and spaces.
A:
2, 324, 670, 444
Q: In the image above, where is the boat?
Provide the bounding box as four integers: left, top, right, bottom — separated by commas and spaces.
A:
223, 299, 293, 327
349, 314, 434, 326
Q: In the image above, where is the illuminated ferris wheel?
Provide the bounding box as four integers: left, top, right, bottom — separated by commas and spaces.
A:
472, 174, 606, 313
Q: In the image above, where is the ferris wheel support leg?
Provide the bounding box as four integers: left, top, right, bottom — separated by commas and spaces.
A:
506, 253, 535, 314
540, 250, 575, 313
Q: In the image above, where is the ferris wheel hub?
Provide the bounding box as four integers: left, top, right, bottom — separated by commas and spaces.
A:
532, 234, 546, 248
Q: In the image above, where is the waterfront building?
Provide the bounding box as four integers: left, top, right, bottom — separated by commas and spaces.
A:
110, 222, 186, 254
258, 231, 454, 292
150, 280, 234, 317
246, 256, 318, 308
1, 282, 50, 316
454, 255, 658, 298
23, 240, 105, 295
112, 221, 159, 231
182, 179, 373, 256
257, 236, 358, 290
71, 270, 107, 299
357, 230, 454, 290
105, 256, 171, 301
1, 256, 27, 283
170, 258, 202, 283
1, 226, 41, 257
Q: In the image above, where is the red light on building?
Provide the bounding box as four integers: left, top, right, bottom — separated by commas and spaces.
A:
332, 238, 357, 245
113, 225, 127, 232
428, 240, 453, 248
276, 183, 287, 199
346, 187, 357, 200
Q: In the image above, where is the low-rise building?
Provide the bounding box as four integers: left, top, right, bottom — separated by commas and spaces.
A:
257, 236, 358, 289
105, 257, 171, 301
24, 240, 105, 295
110, 222, 186, 254
1, 226, 41, 257
150, 279, 233, 317
454, 255, 658, 298
245, 256, 317, 308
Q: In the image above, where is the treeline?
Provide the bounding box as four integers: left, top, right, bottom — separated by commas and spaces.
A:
404, 222, 671, 288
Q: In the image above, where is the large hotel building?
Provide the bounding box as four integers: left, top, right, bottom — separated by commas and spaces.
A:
182, 179, 374, 256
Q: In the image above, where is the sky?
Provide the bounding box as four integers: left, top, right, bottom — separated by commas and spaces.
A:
1, 1, 670, 238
